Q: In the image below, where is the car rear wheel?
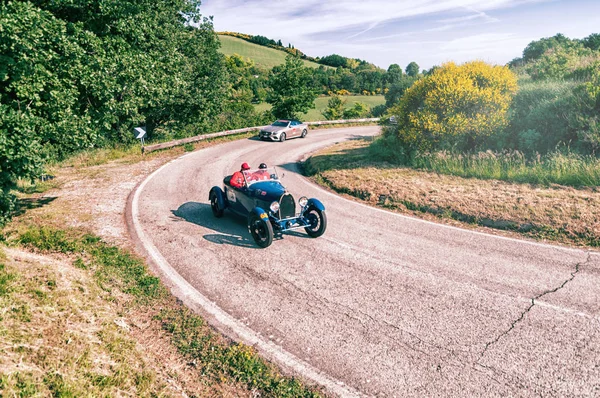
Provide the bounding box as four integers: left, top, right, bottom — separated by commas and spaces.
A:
248, 214, 274, 248
210, 190, 224, 218
279, 133, 286, 142
301, 129, 307, 138
304, 206, 327, 237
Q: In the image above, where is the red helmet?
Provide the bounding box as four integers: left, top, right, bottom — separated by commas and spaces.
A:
241, 162, 250, 170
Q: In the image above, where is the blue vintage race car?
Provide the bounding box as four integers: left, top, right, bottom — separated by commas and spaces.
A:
208, 167, 327, 248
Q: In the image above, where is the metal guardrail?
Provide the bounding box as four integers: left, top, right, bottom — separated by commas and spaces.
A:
143, 118, 380, 153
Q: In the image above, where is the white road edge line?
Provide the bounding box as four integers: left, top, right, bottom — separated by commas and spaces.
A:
131, 156, 363, 398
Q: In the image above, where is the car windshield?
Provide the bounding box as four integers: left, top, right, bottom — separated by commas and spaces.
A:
242, 167, 279, 186
271, 121, 289, 127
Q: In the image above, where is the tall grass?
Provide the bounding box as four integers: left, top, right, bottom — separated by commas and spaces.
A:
369, 135, 600, 187
411, 150, 600, 187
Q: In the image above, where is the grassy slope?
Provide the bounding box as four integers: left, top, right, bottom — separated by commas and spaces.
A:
255, 95, 385, 122
218, 35, 324, 69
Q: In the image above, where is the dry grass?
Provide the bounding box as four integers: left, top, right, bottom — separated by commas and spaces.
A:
0, 248, 230, 397
305, 139, 600, 247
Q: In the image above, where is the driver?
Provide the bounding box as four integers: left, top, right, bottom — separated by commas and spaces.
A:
252, 163, 270, 181
230, 162, 250, 188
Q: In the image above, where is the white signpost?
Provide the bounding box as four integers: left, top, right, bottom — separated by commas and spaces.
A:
134, 127, 147, 154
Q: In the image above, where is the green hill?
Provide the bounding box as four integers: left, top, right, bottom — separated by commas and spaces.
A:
218, 35, 325, 70
255, 95, 385, 121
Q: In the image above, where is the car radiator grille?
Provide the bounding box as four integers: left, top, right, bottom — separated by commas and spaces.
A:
279, 193, 295, 219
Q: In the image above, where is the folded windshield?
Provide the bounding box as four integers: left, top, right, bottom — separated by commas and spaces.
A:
243, 167, 279, 185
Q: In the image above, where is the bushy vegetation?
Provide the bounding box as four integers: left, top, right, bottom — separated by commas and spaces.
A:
0, 0, 234, 223
321, 95, 370, 120
386, 61, 518, 153
375, 32, 600, 187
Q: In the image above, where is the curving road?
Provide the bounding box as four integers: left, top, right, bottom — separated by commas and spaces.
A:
130, 126, 600, 397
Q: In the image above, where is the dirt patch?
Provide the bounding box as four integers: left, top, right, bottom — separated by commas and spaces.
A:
305, 139, 600, 247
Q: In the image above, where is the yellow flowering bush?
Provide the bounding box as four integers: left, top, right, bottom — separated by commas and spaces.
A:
389, 61, 518, 152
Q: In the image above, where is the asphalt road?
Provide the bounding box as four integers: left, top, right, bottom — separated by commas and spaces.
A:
131, 126, 600, 397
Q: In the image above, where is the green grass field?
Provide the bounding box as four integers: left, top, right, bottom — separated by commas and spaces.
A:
254, 95, 385, 121
218, 35, 325, 70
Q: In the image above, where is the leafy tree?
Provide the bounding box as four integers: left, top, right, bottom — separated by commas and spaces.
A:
384, 76, 416, 107
318, 54, 347, 68
582, 33, 600, 51
526, 45, 594, 80
388, 61, 518, 152
322, 96, 345, 120
0, 0, 229, 223
405, 62, 420, 77
342, 102, 369, 119
424, 65, 440, 76
267, 56, 317, 119
371, 104, 387, 117
522, 33, 579, 63
356, 69, 384, 93
386, 64, 403, 84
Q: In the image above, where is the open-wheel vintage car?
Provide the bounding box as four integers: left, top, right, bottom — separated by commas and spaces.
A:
208, 167, 327, 248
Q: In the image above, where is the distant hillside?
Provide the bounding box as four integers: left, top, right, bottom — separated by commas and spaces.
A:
218, 35, 325, 70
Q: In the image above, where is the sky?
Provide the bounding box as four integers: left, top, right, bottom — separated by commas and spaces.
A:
199, 0, 600, 70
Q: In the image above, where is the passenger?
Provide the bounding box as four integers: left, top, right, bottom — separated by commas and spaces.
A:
230, 162, 250, 188
252, 163, 270, 181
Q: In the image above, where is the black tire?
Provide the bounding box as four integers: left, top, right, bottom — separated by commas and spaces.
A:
304, 206, 327, 238
301, 129, 307, 138
248, 214, 274, 248
279, 132, 286, 142
210, 190, 224, 218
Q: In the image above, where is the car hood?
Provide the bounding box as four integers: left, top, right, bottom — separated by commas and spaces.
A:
261, 125, 285, 133
249, 181, 286, 202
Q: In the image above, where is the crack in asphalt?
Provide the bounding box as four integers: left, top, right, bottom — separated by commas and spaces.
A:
478, 252, 590, 361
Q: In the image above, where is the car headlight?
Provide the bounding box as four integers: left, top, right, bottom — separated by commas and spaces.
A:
298, 196, 308, 207
270, 201, 280, 213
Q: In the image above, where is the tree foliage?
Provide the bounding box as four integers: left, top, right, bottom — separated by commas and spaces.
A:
0, 0, 229, 223
522, 33, 579, 63
267, 56, 317, 119
405, 62, 420, 77
321, 95, 345, 120
582, 33, 600, 51
384, 76, 416, 107
388, 61, 518, 152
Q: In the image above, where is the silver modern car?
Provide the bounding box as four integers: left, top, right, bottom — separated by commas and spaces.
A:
259, 120, 309, 142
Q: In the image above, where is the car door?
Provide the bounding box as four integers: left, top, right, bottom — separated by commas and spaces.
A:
290, 121, 299, 137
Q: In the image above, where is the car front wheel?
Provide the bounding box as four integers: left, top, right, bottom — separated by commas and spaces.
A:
279, 132, 286, 142
248, 214, 274, 248
301, 129, 307, 138
304, 206, 327, 237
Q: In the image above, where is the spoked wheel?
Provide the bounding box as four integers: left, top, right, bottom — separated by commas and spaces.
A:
301, 129, 307, 138
248, 214, 274, 248
279, 132, 286, 142
304, 206, 327, 238
210, 191, 224, 218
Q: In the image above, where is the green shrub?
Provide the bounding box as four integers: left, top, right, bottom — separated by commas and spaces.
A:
500, 80, 579, 153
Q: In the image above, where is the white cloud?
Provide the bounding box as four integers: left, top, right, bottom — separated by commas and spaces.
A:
201, 0, 542, 38
200, 0, 595, 68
